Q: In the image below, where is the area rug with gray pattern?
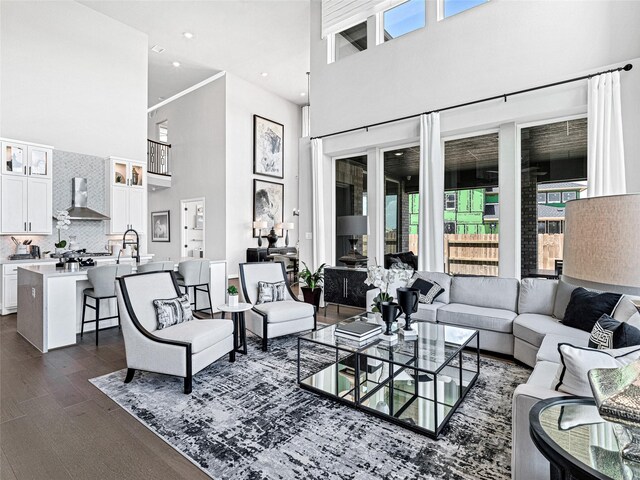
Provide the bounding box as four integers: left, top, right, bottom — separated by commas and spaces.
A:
90, 334, 530, 480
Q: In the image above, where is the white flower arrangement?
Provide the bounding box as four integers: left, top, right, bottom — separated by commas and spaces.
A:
55, 210, 71, 249
364, 263, 414, 312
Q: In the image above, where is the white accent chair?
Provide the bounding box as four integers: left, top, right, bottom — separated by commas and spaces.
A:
239, 262, 316, 351
116, 271, 235, 394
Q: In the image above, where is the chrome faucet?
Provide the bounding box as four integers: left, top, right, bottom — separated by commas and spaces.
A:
122, 228, 140, 264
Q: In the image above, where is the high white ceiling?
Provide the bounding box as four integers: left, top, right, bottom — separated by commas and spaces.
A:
81, 0, 311, 107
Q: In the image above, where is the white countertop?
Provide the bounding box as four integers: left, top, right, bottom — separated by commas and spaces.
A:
1, 254, 154, 265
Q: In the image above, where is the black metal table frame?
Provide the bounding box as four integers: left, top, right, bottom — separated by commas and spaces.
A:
220, 311, 248, 354
297, 328, 480, 439
529, 396, 614, 480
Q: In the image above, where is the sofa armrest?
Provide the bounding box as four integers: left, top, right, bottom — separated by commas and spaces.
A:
512, 384, 570, 480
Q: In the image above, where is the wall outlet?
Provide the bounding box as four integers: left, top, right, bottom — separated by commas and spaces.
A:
305, 232, 312, 240
31, 287, 36, 298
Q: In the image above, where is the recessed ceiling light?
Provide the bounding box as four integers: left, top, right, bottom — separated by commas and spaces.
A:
260, 72, 268, 77
395, 152, 403, 156
172, 61, 181, 67
183, 32, 194, 39
151, 45, 165, 53
300, 92, 306, 96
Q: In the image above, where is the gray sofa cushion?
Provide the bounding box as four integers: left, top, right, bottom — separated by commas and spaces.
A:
553, 279, 579, 320
451, 276, 519, 311
414, 271, 452, 304
526, 360, 561, 390
413, 301, 445, 323
614, 295, 640, 323
518, 278, 558, 315
513, 313, 590, 348
536, 333, 589, 364
436, 303, 516, 333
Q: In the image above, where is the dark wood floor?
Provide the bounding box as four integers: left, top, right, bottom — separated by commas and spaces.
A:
0, 300, 361, 480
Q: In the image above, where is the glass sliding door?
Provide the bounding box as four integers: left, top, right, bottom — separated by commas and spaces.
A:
520, 118, 587, 276
383, 146, 420, 266
443, 133, 499, 276
335, 155, 368, 265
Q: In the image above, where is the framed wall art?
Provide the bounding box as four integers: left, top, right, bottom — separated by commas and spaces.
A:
254, 114, 284, 179
151, 210, 171, 242
253, 179, 283, 237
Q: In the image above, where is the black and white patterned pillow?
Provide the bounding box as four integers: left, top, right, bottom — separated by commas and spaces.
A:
153, 295, 193, 330
589, 314, 640, 350
408, 276, 444, 304
257, 281, 287, 304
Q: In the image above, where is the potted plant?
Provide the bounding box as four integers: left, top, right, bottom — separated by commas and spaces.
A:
298, 262, 325, 309
364, 263, 414, 315
54, 210, 71, 254
227, 285, 239, 307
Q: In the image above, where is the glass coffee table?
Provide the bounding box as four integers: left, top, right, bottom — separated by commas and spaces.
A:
297, 313, 480, 438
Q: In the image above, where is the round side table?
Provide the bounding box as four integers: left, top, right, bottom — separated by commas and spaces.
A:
529, 396, 640, 480
218, 303, 252, 355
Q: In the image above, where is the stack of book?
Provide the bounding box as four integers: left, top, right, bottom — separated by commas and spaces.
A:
335, 320, 382, 346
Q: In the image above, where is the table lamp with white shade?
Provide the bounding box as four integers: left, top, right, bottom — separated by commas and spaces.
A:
562, 193, 640, 296
252, 220, 268, 247
276, 222, 295, 247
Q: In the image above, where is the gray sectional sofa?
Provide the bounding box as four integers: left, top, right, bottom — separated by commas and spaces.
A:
365, 271, 640, 480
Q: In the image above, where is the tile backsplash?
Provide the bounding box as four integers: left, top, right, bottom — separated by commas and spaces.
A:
1, 150, 117, 259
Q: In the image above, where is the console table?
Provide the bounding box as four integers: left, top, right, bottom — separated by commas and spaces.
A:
246, 247, 296, 262
323, 266, 374, 311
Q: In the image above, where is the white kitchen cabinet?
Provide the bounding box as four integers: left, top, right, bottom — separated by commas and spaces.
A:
2, 262, 44, 315
106, 157, 147, 235
0, 138, 53, 235
0, 175, 52, 235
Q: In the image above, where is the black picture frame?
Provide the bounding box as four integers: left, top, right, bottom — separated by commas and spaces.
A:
253, 179, 284, 238
151, 210, 171, 242
253, 114, 284, 179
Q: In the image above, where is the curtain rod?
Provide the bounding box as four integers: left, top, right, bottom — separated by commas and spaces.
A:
310, 63, 633, 141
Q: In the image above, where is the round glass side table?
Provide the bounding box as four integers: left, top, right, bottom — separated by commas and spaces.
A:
529, 397, 640, 480
217, 303, 252, 355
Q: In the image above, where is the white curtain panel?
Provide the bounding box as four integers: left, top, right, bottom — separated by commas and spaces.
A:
587, 71, 626, 197
418, 113, 445, 272
311, 138, 326, 269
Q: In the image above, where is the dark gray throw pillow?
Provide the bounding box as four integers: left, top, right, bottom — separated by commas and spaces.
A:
588, 314, 640, 349
153, 294, 193, 330
256, 281, 286, 304
408, 277, 444, 304
563, 288, 622, 333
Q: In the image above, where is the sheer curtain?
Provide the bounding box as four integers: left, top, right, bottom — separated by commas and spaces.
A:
311, 138, 326, 269
587, 71, 626, 197
418, 112, 444, 272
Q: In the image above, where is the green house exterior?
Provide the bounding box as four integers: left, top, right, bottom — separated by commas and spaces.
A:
444, 189, 498, 234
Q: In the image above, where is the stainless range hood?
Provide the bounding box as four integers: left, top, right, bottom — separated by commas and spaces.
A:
64, 177, 110, 221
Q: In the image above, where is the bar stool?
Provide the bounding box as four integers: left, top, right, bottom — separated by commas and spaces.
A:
176, 259, 212, 315
137, 261, 175, 273
81, 264, 132, 345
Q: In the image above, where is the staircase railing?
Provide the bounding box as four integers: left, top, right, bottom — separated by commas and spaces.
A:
147, 139, 171, 175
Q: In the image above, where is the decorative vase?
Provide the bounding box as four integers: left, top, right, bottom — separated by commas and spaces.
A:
302, 287, 322, 309
228, 294, 239, 307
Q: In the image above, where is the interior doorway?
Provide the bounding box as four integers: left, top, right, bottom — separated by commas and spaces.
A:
181, 198, 205, 258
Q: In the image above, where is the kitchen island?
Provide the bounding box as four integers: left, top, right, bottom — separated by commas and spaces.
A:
16, 259, 227, 352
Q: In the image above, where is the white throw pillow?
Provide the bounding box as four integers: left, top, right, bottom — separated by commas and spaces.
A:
553, 343, 640, 396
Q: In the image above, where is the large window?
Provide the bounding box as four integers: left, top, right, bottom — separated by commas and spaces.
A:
441, 0, 488, 19
381, 0, 425, 42
443, 132, 499, 276
384, 146, 420, 256
335, 155, 368, 264
333, 22, 367, 62
520, 118, 587, 275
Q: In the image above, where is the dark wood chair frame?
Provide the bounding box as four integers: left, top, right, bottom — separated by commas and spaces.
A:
118, 270, 235, 394
239, 261, 317, 352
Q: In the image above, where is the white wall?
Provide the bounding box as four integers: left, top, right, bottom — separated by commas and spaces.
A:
147, 77, 227, 261
225, 73, 302, 277
0, 1, 148, 161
